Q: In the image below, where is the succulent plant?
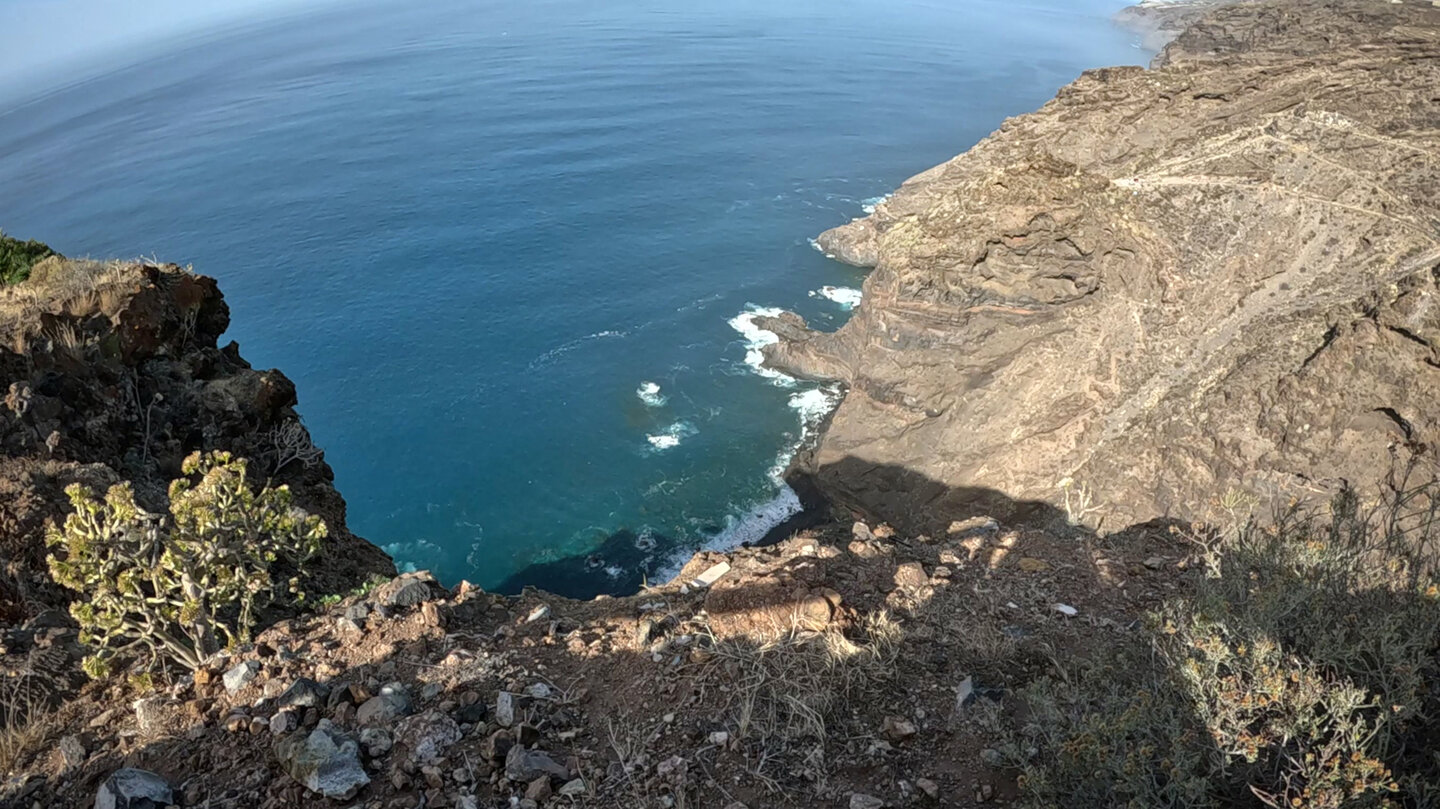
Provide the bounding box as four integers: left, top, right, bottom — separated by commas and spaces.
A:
47, 451, 325, 676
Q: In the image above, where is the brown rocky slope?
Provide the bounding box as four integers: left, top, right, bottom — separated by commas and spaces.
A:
770, 0, 1440, 535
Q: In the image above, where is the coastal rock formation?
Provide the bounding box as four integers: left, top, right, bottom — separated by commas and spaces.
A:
775, 0, 1440, 532
0, 259, 394, 630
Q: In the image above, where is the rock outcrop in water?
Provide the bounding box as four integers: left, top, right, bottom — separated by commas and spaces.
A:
770, 0, 1440, 533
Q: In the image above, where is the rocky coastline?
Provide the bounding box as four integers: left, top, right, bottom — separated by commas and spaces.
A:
771, 0, 1440, 535
4, 0, 1440, 807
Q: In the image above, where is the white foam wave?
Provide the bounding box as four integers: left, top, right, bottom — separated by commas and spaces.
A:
861, 194, 891, 214
646, 421, 696, 451
528, 329, 627, 369
381, 538, 446, 574
789, 387, 842, 426
636, 381, 667, 407
654, 487, 804, 582
808, 285, 863, 310
654, 382, 844, 584
807, 237, 837, 259
726, 306, 797, 387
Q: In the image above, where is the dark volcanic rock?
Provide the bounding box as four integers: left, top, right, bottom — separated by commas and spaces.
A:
0, 261, 394, 693
783, 0, 1440, 532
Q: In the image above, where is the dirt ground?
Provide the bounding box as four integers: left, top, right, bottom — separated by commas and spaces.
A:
2, 514, 1193, 809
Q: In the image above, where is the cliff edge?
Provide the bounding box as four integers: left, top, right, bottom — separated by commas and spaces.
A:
0, 257, 394, 630
771, 0, 1440, 533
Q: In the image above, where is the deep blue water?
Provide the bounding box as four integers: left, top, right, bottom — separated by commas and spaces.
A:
0, 0, 1143, 595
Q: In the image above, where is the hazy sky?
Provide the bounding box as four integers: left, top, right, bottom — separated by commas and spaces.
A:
1, 0, 327, 94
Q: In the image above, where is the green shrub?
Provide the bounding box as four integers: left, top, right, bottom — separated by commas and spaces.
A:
0, 231, 55, 285
1007, 489, 1440, 808
46, 451, 326, 677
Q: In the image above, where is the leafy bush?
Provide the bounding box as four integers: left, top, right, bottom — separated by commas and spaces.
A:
1007, 489, 1440, 808
46, 451, 326, 677
0, 231, 55, 285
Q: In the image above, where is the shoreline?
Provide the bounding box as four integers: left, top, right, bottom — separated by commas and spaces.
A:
735, 0, 1189, 551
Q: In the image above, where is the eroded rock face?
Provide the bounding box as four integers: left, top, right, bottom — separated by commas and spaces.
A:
0, 260, 394, 703
780, 0, 1440, 532
0, 262, 393, 615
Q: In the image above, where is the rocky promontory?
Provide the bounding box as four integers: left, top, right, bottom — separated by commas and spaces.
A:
0, 257, 394, 700
771, 0, 1440, 533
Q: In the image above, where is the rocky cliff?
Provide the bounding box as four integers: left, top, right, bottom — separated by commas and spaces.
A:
0, 258, 393, 634
769, 0, 1440, 534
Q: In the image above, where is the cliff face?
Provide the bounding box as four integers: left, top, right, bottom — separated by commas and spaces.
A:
769, 0, 1440, 533
0, 259, 394, 626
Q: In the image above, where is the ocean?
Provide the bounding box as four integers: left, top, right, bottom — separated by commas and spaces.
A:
0, 0, 1144, 596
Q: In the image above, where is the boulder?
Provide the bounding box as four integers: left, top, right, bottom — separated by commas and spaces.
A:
505, 746, 571, 783
357, 682, 413, 725
373, 571, 440, 608
95, 768, 172, 809
393, 710, 461, 765
277, 677, 330, 709
222, 660, 260, 693
274, 719, 370, 799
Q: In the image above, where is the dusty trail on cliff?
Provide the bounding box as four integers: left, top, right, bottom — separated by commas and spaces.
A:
769, 0, 1440, 533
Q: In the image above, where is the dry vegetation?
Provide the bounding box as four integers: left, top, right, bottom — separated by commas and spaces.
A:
0, 256, 140, 355
706, 611, 902, 758
1004, 485, 1440, 808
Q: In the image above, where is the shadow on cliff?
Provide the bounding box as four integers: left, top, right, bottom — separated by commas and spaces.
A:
794, 455, 1083, 538
32, 464, 1440, 808
494, 456, 1088, 600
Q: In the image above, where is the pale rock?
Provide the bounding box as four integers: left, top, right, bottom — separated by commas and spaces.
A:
496, 691, 517, 727
394, 710, 462, 765
274, 719, 370, 799
222, 659, 260, 693
95, 768, 172, 809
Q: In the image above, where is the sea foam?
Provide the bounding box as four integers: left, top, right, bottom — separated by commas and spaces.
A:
654, 382, 843, 583
726, 306, 796, 387
646, 421, 695, 451
636, 381, 667, 407
808, 285, 863, 310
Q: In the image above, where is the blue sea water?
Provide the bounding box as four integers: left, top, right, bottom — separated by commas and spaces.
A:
0, 0, 1144, 595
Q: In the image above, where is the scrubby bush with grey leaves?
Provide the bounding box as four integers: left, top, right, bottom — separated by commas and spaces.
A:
1006, 488, 1440, 808
46, 451, 325, 677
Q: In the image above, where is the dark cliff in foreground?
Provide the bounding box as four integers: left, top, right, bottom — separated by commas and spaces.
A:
0, 257, 394, 633
769, 0, 1440, 534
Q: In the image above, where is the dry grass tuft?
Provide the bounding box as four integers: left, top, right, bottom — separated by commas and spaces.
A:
0, 258, 140, 356
706, 610, 902, 746
0, 686, 60, 776
1006, 483, 1440, 808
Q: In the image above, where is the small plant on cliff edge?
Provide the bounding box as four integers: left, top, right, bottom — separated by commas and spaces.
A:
46, 451, 326, 677
0, 231, 55, 285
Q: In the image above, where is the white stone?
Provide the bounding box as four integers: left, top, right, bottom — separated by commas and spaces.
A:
690, 562, 731, 588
